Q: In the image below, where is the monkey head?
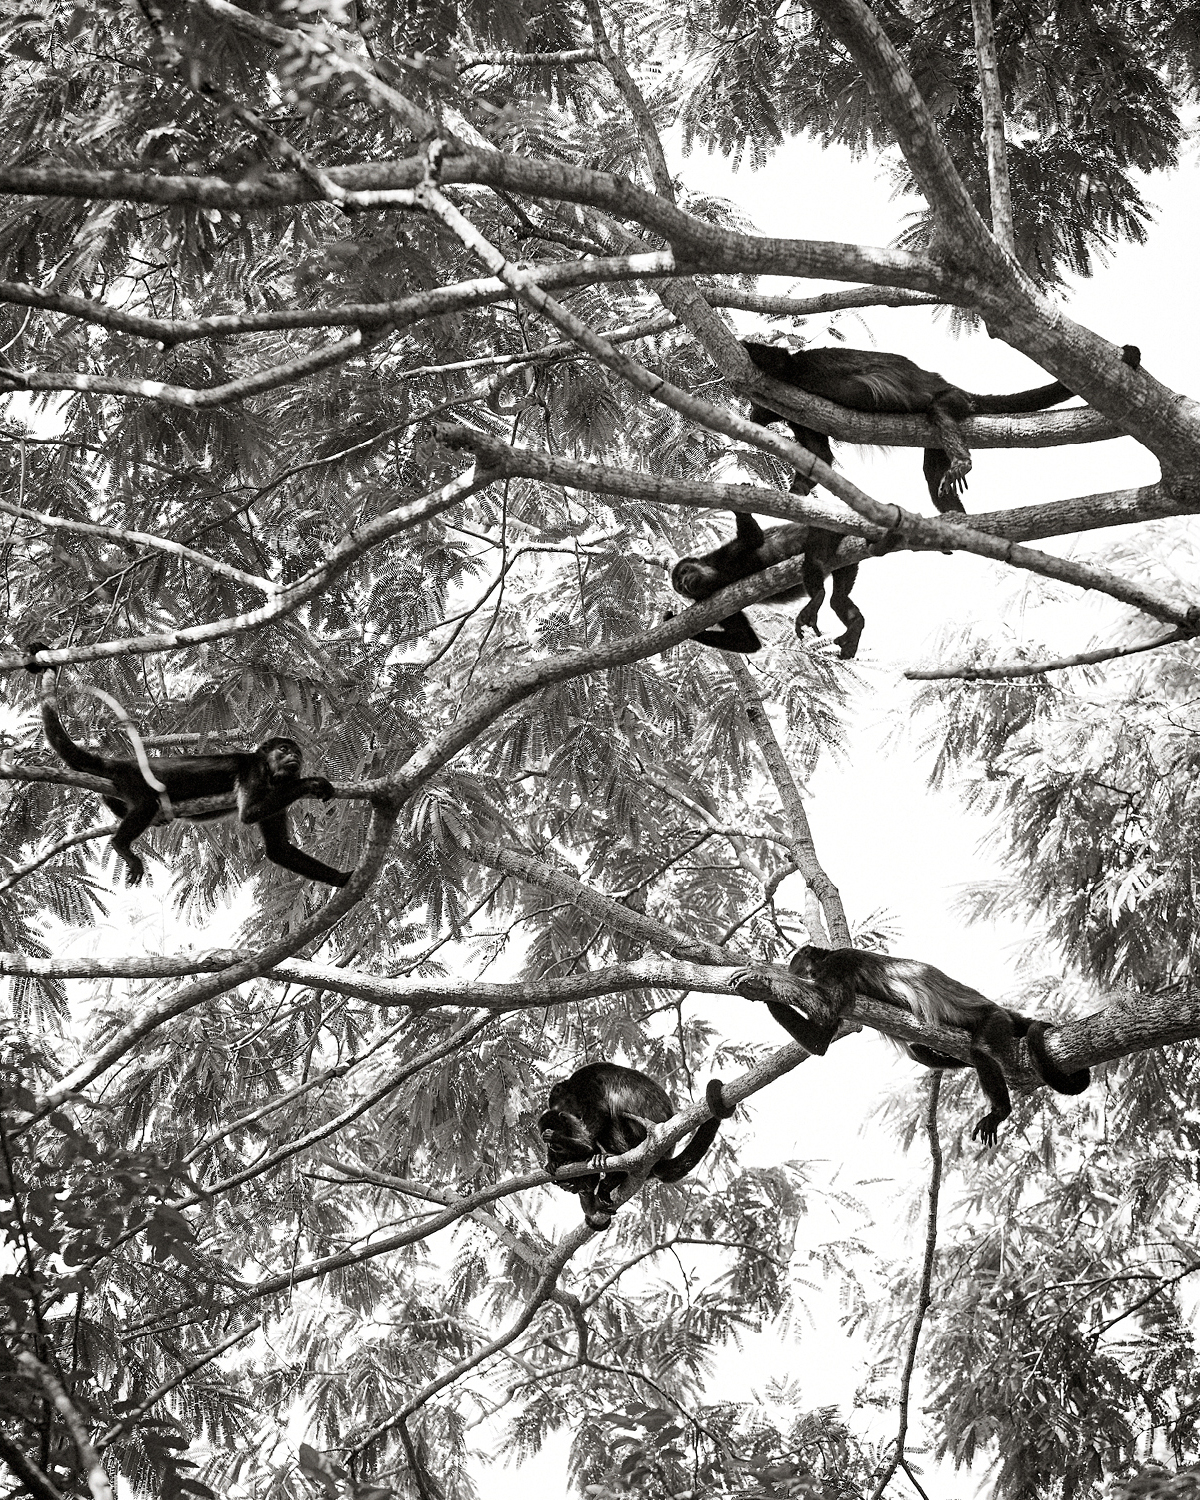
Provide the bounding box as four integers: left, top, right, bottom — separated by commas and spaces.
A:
788, 944, 830, 982
257, 737, 304, 781
670, 557, 720, 601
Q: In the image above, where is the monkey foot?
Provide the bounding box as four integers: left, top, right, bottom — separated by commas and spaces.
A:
938, 465, 970, 508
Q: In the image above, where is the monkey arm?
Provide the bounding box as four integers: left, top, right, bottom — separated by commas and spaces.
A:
687, 612, 763, 653
256, 813, 350, 887
239, 774, 335, 823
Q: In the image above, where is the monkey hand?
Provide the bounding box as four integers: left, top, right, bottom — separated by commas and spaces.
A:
124, 855, 147, 887
971, 1113, 1002, 1147
306, 777, 337, 802
730, 964, 815, 1006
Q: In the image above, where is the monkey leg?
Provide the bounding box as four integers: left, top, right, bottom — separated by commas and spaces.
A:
967, 1050, 1013, 1146
111, 798, 159, 886
795, 546, 828, 640
927, 405, 972, 509
785, 424, 834, 495
1024, 1020, 1090, 1095
828, 563, 864, 659
965, 1006, 1019, 1145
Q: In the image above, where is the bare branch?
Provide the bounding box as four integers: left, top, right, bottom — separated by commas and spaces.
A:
0, 328, 376, 407
472, 841, 734, 964
701, 284, 939, 317
970, 0, 1016, 255
97, 1321, 261, 1447
0, 254, 677, 343
0, 467, 493, 676
907, 629, 1189, 681
868, 1074, 942, 1500
0, 155, 957, 299
14, 1350, 112, 1500
0, 823, 117, 893
0, 1434, 66, 1500
724, 656, 850, 944
0, 497, 275, 592
457, 47, 599, 69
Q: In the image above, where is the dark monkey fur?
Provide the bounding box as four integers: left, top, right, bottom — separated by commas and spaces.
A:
670, 511, 863, 659
539, 1062, 734, 1229
776, 946, 1090, 1145
742, 340, 1142, 510
24, 644, 351, 889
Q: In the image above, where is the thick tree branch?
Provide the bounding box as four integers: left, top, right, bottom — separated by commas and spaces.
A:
0, 157, 957, 297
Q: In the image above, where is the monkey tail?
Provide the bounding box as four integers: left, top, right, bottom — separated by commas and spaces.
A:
23, 644, 106, 776
651, 1079, 731, 1183
1025, 1020, 1091, 1096
968, 380, 1073, 415
970, 345, 1140, 415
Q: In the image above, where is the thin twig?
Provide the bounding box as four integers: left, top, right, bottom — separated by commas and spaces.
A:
906, 629, 1189, 681
97, 1321, 261, 1446
0, 823, 117, 893
868, 1073, 942, 1500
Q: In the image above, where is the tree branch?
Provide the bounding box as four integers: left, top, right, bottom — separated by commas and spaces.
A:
970, 0, 1016, 256
723, 656, 850, 944
868, 1073, 942, 1500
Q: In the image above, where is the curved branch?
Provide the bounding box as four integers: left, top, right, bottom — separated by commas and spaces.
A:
0, 497, 275, 592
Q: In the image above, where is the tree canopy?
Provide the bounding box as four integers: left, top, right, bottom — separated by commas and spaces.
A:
2, 0, 1200, 1496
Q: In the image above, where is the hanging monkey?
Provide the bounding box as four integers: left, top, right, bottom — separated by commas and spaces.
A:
539, 1062, 734, 1228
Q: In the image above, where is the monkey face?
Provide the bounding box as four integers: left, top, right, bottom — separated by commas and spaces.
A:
538, 1107, 593, 1161
259, 737, 304, 780
671, 558, 718, 600
787, 944, 827, 981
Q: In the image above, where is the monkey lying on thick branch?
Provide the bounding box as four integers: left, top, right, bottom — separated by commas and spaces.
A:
771, 946, 1090, 1145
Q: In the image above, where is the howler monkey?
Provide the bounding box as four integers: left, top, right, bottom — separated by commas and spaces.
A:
539, 1062, 734, 1229
670, 512, 864, 659
24, 644, 351, 889
743, 339, 1142, 510
779, 945, 1090, 1145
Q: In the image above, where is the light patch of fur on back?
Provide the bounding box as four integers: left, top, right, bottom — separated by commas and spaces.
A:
879, 958, 990, 1026
849, 368, 926, 411
875, 960, 935, 1020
